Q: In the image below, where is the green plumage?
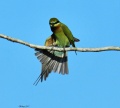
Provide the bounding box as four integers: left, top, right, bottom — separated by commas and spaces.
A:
34, 18, 80, 85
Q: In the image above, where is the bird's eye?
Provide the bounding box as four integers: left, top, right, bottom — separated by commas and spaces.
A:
50, 20, 60, 25
55, 20, 60, 24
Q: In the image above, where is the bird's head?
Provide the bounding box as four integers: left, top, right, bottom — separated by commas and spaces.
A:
49, 18, 61, 28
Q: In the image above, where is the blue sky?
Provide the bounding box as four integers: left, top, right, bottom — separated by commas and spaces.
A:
0, 0, 120, 108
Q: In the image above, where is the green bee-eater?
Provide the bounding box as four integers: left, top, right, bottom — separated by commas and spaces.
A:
34, 18, 80, 85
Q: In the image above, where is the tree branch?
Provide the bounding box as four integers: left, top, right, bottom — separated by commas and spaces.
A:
0, 34, 120, 52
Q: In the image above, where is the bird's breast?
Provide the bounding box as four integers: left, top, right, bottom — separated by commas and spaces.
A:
55, 32, 70, 47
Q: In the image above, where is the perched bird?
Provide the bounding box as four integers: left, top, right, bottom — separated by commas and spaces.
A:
34, 18, 80, 85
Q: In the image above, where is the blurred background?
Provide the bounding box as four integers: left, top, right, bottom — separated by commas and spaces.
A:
0, 0, 120, 108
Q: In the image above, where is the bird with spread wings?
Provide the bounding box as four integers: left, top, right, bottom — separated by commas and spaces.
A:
34, 18, 80, 85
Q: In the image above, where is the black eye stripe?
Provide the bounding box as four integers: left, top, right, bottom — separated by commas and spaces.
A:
50, 20, 60, 24
55, 20, 60, 24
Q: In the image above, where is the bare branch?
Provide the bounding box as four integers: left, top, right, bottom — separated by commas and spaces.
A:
0, 34, 120, 52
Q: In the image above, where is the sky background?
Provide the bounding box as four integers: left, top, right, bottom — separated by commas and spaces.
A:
0, 0, 120, 108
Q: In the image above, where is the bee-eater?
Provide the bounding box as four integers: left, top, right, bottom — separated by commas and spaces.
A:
34, 18, 80, 85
